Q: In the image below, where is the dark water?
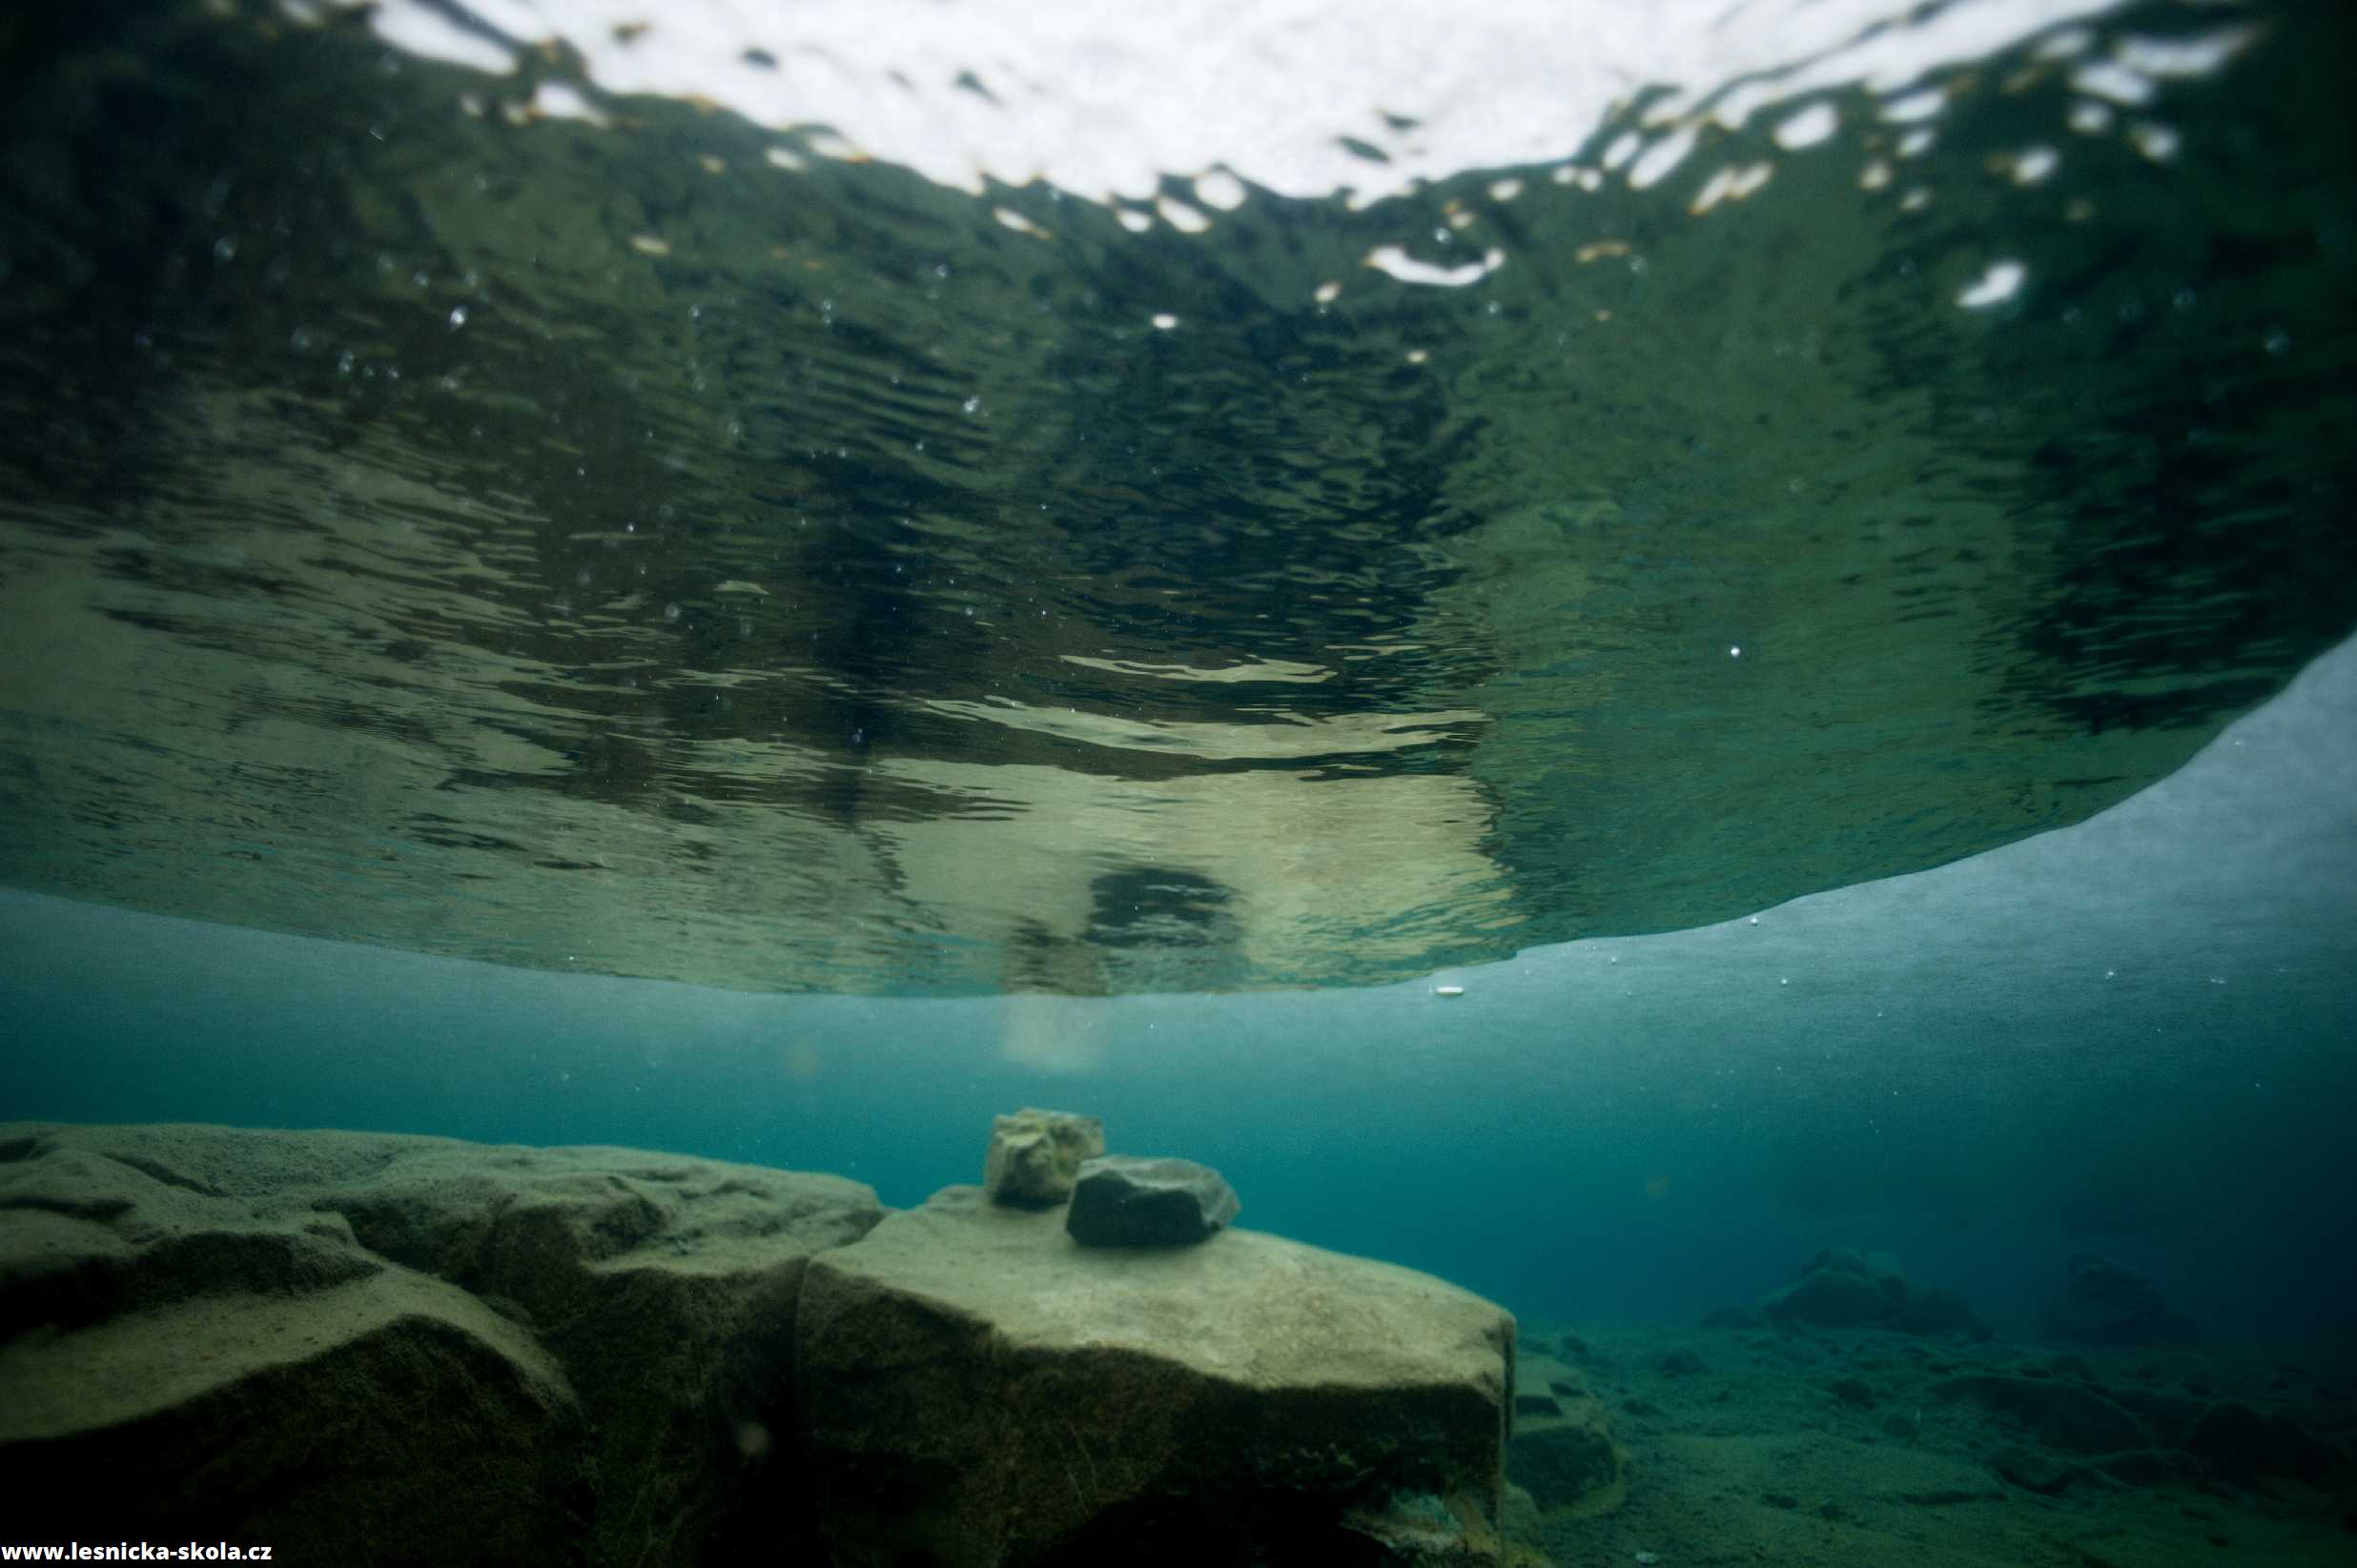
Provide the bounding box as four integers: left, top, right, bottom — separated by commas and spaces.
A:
2, 0, 2352, 993
2, 6, 2356, 1555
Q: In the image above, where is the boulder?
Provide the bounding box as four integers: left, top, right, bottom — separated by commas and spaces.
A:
2041, 1254, 2183, 1346
982, 1108, 1105, 1207
794, 1186, 1516, 1566
1065, 1155, 1239, 1247
2181, 1399, 2348, 1483
1763, 1263, 1897, 1329
1761, 1249, 1984, 1335
1508, 1354, 1626, 1516
1929, 1374, 2152, 1454
0, 1121, 884, 1563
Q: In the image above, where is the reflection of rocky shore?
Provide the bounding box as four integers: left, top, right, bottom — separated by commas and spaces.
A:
10, 1, 2343, 1000
0, 1121, 1550, 1565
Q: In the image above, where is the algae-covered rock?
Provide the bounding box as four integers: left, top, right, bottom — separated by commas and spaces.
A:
981, 1107, 1105, 1207
794, 1186, 1516, 1566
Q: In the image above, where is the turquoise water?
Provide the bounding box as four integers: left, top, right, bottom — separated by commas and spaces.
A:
5, 630, 2351, 1341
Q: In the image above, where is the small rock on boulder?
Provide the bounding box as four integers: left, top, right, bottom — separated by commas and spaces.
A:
1065, 1154, 1240, 1247
981, 1107, 1104, 1207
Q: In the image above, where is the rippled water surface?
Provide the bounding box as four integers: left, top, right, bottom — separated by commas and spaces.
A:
1, 0, 2350, 992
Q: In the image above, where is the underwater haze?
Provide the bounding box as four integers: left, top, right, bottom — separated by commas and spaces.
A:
3, 0, 2355, 1564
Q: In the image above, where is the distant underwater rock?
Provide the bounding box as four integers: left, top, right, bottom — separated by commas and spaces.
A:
982, 1106, 1105, 1207
1931, 1373, 2153, 1454
1760, 1248, 1987, 1337
795, 1183, 1520, 1565
1064, 1153, 1240, 1246
2041, 1253, 2191, 1346
0, 1120, 885, 1563
1509, 1354, 1628, 1517
2180, 1398, 2349, 1484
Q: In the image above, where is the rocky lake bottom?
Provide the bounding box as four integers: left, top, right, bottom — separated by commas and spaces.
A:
1, 1120, 2348, 1566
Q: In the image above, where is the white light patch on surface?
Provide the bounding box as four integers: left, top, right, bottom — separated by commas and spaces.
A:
349, 0, 2142, 208
1364, 245, 1506, 287
1880, 88, 1947, 123
1157, 197, 1212, 234
2011, 145, 2060, 183
367, 2, 518, 74
2115, 27, 2260, 79
531, 80, 608, 126
1628, 126, 1699, 190
2128, 121, 2182, 161
2068, 99, 2114, 133
1957, 259, 2026, 308
2071, 59, 2154, 105
1773, 102, 1839, 150
1194, 170, 1248, 211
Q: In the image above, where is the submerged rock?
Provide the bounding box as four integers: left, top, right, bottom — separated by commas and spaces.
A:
0, 1121, 884, 1563
794, 1185, 1517, 1565
2042, 1254, 2187, 1346
1064, 1154, 1240, 1246
982, 1107, 1105, 1207
1762, 1248, 1985, 1336
1508, 1354, 1628, 1517
2181, 1399, 2348, 1483
1930, 1373, 2153, 1454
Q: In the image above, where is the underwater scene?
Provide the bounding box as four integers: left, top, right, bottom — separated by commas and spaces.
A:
2, 0, 2353, 1563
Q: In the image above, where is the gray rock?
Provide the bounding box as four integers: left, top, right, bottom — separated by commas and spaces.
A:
0, 1121, 884, 1563
795, 1188, 1514, 1565
1064, 1154, 1240, 1246
981, 1107, 1104, 1207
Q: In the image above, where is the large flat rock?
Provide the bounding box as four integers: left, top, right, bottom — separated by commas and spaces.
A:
795, 1185, 1517, 1566
0, 1121, 884, 1564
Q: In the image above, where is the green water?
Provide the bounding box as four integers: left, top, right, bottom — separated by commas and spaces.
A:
3, 0, 2350, 993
